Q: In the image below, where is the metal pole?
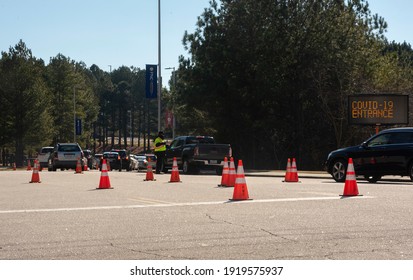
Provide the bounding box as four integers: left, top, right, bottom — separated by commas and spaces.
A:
165, 67, 176, 139
73, 87, 76, 143
157, 0, 162, 132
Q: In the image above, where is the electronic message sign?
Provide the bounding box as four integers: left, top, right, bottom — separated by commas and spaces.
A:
348, 94, 409, 125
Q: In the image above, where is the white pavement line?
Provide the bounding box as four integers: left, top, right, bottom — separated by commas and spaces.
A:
0, 196, 373, 214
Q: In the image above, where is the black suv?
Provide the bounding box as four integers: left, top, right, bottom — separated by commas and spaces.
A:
110, 149, 131, 171
325, 127, 413, 183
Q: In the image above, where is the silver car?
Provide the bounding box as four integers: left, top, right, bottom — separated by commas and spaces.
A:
134, 154, 157, 172
48, 143, 83, 171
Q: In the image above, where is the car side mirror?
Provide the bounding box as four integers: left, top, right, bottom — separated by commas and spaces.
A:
361, 142, 368, 148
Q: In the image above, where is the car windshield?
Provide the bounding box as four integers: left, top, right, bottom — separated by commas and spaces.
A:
103, 153, 118, 158
58, 145, 80, 152
41, 148, 53, 153
187, 137, 215, 144
112, 150, 126, 157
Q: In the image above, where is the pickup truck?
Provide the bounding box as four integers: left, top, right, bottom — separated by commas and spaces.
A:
163, 136, 232, 174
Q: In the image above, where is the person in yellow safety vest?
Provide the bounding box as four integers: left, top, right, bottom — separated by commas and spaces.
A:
154, 131, 167, 174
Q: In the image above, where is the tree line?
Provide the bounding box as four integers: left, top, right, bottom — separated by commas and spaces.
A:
0, 41, 161, 167
173, 0, 413, 169
1, 0, 413, 169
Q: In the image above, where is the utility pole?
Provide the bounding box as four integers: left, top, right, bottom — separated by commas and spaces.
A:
157, 0, 162, 132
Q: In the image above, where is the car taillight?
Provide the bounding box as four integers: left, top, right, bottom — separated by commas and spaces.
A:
194, 147, 199, 156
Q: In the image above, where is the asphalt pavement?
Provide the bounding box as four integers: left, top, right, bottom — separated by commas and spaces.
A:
2, 167, 413, 261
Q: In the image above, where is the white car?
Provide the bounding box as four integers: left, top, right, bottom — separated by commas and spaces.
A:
38, 146, 54, 169
129, 155, 139, 171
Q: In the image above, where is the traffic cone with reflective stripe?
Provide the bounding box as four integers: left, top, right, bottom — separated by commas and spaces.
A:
97, 159, 112, 189
230, 160, 251, 201
144, 158, 155, 181
341, 158, 361, 196
289, 158, 300, 182
227, 157, 236, 187
83, 159, 88, 171
75, 157, 83, 174
169, 157, 181, 183
283, 158, 291, 182
29, 160, 41, 183
218, 157, 229, 187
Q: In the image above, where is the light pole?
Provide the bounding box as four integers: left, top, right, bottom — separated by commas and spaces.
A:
128, 110, 132, 147
73, 87, 77, 143
157, 0, 162, 132
165, 67, 176, 139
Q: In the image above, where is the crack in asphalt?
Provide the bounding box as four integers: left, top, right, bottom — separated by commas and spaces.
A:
204, 213, 297, 242
109, 242, 194, 260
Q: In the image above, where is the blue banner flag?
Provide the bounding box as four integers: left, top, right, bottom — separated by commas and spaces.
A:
145, 64, 157, 99
76, 118, 82, 135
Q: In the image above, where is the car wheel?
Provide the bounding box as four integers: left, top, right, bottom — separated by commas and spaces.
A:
409, 162, 413, 182
182, 159, 190, 174
331, 159, 347, 182
364, 175, 381, 183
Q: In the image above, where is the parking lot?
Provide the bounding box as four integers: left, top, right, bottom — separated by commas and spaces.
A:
1, 168, 413, 260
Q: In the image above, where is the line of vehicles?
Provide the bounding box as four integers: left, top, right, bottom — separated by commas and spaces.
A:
34, 128, 413, 182
38, 143, 158, 172
37, 135, 232, 175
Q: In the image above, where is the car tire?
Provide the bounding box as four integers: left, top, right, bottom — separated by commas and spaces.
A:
409, 162, 413, 182
331, 159, 347, 182
364, 175, 381, 183
182, 159, 190, 174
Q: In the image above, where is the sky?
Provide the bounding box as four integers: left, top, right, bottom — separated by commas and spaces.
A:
0, 0, 412, 85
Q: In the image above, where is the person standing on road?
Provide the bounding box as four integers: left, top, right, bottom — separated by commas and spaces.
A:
154, 131, 167, 174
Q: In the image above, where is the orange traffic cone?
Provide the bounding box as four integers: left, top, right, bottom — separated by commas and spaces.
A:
289, 158, 300, 182
230, 160, 251, 201
27, 160, 32, 171
218, 157, 229, 187
227, 157, 236, 187
29, 160, 41, 183
144, 158, 155, 181
341, 158, 361, 196
283, 158, 291, 182
83, 159, 88, 171
169, 157, 181, 183
283, 158, 300, 182
75, 157, 83, 174
97, 159, 112, 189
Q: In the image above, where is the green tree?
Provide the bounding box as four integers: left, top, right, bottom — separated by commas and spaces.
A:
45, 54, 98, 147
0, 40, 53, 166
176, 0, 391, 169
